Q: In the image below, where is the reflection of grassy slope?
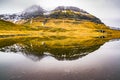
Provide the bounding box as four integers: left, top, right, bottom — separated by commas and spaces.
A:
0, 37, 111, 60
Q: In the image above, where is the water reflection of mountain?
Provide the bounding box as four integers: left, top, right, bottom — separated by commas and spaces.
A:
0, 37, 110, 61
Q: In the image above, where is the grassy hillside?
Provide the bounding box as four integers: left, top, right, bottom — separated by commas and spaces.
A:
22, 18, 108, 30
0, 20, 16, 30
0, 18, 120, 39
0, 20, 32, 30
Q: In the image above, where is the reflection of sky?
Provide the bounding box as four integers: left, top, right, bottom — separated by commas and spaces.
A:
0, 0, 120, 27
0, 40, 120, 80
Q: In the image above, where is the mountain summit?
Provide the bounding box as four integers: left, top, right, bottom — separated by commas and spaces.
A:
53, 6, 88, 13
21, 5, 45, 19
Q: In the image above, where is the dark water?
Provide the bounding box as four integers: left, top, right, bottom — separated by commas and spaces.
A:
0, 37, 120, 80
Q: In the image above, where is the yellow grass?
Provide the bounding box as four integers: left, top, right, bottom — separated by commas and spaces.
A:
0, 18, 120, 39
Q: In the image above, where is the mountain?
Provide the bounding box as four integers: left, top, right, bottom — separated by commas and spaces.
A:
47, 6, 102, 24
0, 5, 103, 24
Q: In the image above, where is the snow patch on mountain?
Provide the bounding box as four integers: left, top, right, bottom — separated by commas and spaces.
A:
0, 14, 23, 23
0, 5, 45, 23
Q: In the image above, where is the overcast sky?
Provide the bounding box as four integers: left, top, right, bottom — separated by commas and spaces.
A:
0, 0, 120, 27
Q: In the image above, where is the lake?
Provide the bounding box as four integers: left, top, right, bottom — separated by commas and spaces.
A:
0, 37, 120, 80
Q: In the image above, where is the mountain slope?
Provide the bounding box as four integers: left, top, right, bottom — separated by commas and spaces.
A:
0, 19, 31, 30
0, 20, 16, 30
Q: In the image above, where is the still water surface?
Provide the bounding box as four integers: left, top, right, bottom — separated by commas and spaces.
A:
0, 38, 120, 80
